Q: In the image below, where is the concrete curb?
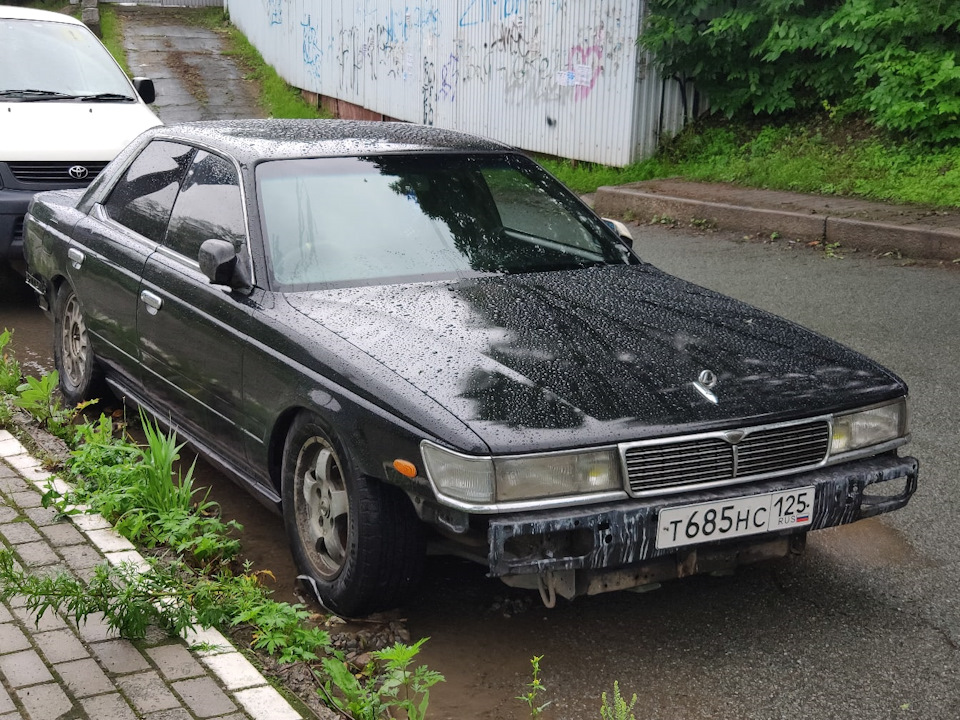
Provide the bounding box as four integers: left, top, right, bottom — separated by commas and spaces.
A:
594, 185, 960, 262
0, 430, 304, 720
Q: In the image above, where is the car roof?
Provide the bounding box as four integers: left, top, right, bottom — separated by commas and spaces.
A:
152, 120, 512, 163
0, 6, 85, 25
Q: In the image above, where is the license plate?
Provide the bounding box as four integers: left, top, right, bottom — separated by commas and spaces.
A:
656, 487, 815, 550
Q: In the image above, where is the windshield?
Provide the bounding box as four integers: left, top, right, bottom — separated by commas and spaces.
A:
257, 153, 633, 290
0, 18, 133, 99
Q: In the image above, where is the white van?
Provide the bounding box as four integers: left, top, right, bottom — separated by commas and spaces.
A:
0, 6, 161, 269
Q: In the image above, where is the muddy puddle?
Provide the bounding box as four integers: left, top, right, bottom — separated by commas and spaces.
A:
807, 516, 929, 568
0, 278, 54, 377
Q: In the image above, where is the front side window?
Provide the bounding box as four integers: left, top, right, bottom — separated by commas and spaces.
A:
164, 150, 246, 262
257, 153, 631, 290
0, 18, 134, 99
103, 141, 194, 243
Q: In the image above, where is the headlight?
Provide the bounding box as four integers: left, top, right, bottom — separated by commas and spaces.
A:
420, 443, 622, 505
831, 399, 907, 455
420, 443, 495, 503
494, 450, 621, 502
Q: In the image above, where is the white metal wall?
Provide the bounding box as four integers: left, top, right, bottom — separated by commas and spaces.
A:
224, 0, 691, 166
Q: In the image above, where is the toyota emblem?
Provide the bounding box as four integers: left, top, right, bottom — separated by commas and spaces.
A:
68, 165, 89, 180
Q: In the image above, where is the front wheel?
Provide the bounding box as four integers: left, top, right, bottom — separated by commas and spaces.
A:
281, 412, 425, 616
53, 286, 103, 405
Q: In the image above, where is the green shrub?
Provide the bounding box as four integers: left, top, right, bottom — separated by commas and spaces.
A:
641, 0, 960, 144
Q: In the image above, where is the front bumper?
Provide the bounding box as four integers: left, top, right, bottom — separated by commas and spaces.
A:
488, 453, 918, 577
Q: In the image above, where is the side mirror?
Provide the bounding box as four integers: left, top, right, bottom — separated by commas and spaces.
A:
199, 239, 253, 294
132, 77, 156, 104
602, 217, 633, 250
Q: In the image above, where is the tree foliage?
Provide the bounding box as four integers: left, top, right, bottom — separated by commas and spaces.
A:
640, 0, 960, 143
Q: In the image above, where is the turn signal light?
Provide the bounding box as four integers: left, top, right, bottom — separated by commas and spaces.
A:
393, 459, 418, 478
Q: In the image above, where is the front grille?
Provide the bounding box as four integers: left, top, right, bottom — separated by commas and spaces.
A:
13, 216, 24, 245
7, 161, 109, 185
624, 419, 830, 494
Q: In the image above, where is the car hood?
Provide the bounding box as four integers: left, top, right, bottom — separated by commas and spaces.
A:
0, 102, 161, 161
283, 265, 905, 453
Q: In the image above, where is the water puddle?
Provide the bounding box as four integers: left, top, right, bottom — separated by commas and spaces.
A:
0, 283, 54, 377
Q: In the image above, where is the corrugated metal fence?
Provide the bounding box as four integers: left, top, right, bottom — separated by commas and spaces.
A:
224, 1, 697, 166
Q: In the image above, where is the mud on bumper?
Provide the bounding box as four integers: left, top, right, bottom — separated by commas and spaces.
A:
487, 454, 918, 582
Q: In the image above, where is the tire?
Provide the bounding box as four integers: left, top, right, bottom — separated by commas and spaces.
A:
53, 286, 104, 405
281, 412, 425, 617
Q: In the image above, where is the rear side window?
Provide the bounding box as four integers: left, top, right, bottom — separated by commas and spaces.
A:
103, 141, 194, 243
164, 150, 246, 262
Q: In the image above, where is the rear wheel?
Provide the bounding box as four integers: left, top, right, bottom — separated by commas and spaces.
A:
53, 286, 103, 404
281, 412, 425, 616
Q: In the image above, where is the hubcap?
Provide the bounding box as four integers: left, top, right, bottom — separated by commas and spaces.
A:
60, 295, 88, 389
296, 437, 349, 579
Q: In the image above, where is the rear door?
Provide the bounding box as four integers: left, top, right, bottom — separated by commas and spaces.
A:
69, 140, 194, 386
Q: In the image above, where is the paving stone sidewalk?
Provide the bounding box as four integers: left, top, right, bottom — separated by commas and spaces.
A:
0, 430, 303, 720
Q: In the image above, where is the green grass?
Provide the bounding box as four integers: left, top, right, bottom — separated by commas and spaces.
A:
98, 7, 130, 76
542, 116, 960, 209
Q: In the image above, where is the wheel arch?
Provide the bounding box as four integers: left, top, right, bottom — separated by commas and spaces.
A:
267, 404, 371, 496
267, 401, 426, 511
48, 273, 70, 310
267, 406, 303, 495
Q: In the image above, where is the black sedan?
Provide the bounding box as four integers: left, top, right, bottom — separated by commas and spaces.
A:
23, 120, 918, 616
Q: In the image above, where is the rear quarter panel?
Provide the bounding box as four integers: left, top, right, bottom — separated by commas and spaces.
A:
23, 189, 87, 294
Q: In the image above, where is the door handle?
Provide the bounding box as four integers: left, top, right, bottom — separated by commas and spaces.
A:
67, 248, 84, 270
140, 290, 163, 315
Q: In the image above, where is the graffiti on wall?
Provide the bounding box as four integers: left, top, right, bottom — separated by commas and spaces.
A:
458, 0, 527, 27
301, 14, 323, 80
264, 1, 632, 123
266, 0, 283, 26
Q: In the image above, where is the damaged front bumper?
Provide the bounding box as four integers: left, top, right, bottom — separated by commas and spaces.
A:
487, 454, 918, 599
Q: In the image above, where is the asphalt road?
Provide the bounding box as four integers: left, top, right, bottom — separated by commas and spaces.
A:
2, 226, 958, 719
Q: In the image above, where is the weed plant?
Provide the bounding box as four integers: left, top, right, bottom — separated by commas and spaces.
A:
0, 550, 329, 658
322, 638, 444, 720
516, 654, 551, 718
12, 370, 92, 442
600, 681, 638, 720
49, 410, 242, 567
0, 329, 21, 395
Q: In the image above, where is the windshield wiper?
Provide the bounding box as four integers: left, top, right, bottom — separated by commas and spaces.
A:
78, 92, 135, 102
0, 89, 82, 101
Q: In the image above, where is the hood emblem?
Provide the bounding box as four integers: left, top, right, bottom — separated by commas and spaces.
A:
692, 369, 719, 404
68, 165, 89, 180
